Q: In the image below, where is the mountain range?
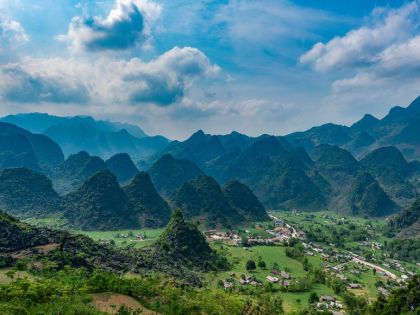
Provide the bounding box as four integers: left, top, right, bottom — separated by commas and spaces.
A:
0, 96, 419, 223
0, 113, 169, 160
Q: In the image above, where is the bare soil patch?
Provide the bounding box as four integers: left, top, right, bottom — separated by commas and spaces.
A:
91, 293, 159, 315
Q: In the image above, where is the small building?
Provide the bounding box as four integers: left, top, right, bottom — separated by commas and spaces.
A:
281, 271, 291, 279
348, 283, 362, 289
222, 280, 234, 289
320, 296, 336, 303
266, 275, 279, 283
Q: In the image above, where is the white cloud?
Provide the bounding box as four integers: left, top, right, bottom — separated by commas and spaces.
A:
0, 16, 29, 45
0, 47, 219, 106
300, 2, 419, 71
59, 0, 162, 52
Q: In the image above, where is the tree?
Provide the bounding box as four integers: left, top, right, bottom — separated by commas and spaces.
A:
258, 260, 267, 270
372, 268, 376, 276
308, 292, 319, 304
246, 260, 257, 272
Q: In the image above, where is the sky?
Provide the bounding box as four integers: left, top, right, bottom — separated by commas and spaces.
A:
0, 0, 419, 139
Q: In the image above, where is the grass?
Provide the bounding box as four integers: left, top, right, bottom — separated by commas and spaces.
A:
77, 228, 164, 248
206, 244, 336, 312
0, 268, 34, 284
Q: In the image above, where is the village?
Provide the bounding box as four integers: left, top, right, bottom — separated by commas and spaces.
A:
204, 212, 417, 314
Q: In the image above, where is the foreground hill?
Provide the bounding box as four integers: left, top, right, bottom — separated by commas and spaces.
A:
142, 209, 228, 284
148, 154, 204, 197
0, 113, 169, 160
0, 168, 61, 217
123, 172, 172, 228
169, 176, 268, 228
63, 170, 136, 231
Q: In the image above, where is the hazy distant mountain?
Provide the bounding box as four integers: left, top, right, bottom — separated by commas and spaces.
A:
63, 170, 136, 231
0, 122, 64, 169
148, 154, 204, 197
123, 172, 172, 228
285, 96, 420, 161
106, 153, 139, 183
0, 113, 169, 160
53, 151, 107, 194
0, 168, 61, 217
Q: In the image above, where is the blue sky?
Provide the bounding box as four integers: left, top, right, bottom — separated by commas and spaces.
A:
0, 0, 419, 139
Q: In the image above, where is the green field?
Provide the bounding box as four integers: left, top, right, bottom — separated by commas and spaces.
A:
78, 228, 165, 248
206, 245, 336, 312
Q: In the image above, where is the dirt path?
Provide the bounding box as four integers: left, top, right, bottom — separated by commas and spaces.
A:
91, 293, 159, 315
352, 257, 398, 280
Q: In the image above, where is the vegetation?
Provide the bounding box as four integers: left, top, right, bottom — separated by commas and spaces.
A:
124, 172, 172, 228
169, 176, 251, 228
148, 153, 204, 197
0, 168, 61, 217
63, 170, 137, 231
105, 153, 139, 183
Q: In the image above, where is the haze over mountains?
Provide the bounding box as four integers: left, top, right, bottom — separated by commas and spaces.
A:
0, 97, 419, 229
0, 113, 169, 160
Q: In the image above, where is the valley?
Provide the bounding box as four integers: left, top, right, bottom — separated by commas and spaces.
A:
0, 97, 419, 314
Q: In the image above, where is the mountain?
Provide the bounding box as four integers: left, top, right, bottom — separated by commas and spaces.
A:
105, 153, 139, 183
315, 145, 360, 178
63, 170, 136, 231
284, 96, 420, 161
148, 154, 204, 197
0, 134, 40, 171
286, 123, 353, 152
162, 130, 226, 167
169, 176, 245, 228
146, 209, 228, 280
0, 122, 64, 169
123, 172, 172, 228
345, 172, 397, 217
350, 114, 380, 132
0, 168, 60, 217
388, 198, 420, 239
53, 151, 107, 194
360, 146, 417, 204
1, 113, 170, 160
222, 180, 269, 221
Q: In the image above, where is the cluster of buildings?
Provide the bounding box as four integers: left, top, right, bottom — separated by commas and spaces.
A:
314, 295, 344, 314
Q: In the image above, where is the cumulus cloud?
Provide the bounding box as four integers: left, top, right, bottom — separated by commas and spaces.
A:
300, 2, 419, 71
0, 16, 28, 46
0, 47, 219, 106
60, 0, 161, 52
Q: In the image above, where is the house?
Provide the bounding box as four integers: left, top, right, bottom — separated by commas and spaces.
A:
266, 275, 279, 283
222, 280, 234, 289
281, 271, 291, 279
271, 269, 281, 275
320, 296, 336, 303
229, 272, 236, 277
348, 283, 362, 289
